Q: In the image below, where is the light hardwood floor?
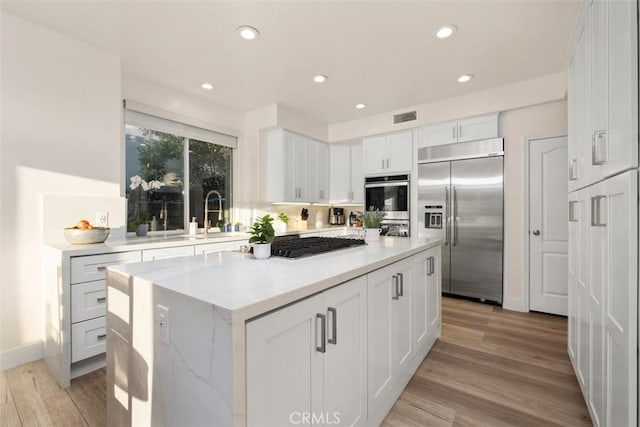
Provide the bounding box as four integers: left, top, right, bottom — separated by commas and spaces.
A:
1, 297, 590, 426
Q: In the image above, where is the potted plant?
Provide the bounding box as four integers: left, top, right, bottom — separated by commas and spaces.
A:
128, 213, 151, 236
276, 212, 290, 233
362, 209, 386, 243
248, 215, 275, 259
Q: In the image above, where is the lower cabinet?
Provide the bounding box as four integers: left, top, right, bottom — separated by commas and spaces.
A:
246, 246, 441, 426
246, 276, 367, 427
568, 170, 637, 427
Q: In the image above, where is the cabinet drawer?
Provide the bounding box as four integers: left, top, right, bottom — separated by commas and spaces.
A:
71, 251, 141, 284
71, 281, 106, 323
196, 241, 246, 255
71, 317, 106, 363
142, 245, 195, 261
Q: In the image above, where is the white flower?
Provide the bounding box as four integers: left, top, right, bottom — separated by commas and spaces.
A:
130, 175, 171, 192
148, 180, 165, 190
129, 175, 143, 190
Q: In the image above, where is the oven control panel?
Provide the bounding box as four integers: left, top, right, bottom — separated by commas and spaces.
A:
424, 205, 443, 229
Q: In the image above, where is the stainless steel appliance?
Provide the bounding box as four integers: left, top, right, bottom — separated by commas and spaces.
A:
365, 174, 410, 236
328, 207, 345, 225
418, 138, 503, 303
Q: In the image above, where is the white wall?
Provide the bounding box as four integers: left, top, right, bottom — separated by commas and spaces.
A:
501, 100, 567, 310
0, 14, 122, 365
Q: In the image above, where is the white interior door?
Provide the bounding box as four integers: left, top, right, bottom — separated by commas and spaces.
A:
529, 136, 569, 315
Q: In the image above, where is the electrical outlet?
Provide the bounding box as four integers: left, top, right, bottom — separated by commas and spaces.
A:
95, 211, 109, 227
157, 304, 170, 344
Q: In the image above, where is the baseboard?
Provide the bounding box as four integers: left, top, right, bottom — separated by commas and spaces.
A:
0, 341, 43, 371
502, 296, 527, 312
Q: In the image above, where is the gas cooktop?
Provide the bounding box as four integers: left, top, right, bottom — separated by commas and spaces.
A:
270, 235, 366, 259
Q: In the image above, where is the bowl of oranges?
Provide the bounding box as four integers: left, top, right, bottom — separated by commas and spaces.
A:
64, 220, 110, 244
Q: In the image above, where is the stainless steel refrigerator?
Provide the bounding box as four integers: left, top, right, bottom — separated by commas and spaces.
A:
418, 138, 504, 303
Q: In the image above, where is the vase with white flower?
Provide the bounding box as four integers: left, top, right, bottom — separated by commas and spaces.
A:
128, 175, 165, 235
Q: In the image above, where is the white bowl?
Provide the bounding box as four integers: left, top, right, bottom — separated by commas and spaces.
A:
64, 227, 110, 244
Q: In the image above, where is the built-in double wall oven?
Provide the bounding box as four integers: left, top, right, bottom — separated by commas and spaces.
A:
364, 174, 410, 237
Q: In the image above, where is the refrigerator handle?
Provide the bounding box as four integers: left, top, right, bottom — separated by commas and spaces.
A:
444, 187, 450, 245
452, 186, 458, 246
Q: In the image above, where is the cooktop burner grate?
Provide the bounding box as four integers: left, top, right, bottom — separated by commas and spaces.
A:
270, 236, 366, 259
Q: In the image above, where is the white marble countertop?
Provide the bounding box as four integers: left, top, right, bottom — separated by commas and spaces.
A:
108, 237, 441, 322
45, 226, 360, 256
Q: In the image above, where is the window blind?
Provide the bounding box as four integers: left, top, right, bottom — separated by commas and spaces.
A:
124, 100, 237, 148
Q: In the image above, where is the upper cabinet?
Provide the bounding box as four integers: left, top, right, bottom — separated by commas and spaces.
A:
330, 143, 363, 205
266, 129, 330, 204
568, 0, 638, 191
417, 113, 499, 148
362, 131, 413, 175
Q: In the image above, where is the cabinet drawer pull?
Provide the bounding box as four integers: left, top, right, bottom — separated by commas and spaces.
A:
328, 307, 337, 345
97, 334, 107, 341
97, 266, 106, 272
397, 273, 404, 297
316, 313, 326, 353
392, 275, 399, 300
97, 297, 106, 303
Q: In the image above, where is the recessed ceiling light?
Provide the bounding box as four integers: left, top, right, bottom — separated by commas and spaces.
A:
237, 25, 260, 40
436, 25, 457, 39
355, 103, 366, 110
313, 74, 328, 83
201, 83, 214, 90
457, 74, 474, 83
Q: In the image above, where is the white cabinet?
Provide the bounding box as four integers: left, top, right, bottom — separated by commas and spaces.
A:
412, 247, 440, 356
142, 245, 195, 261
330, 143, 364, 204
246, 276, 367, 427
569, 0, 638, 191
266, 129, 330, 203
308, 140, 330, 203
362, 131, 413, 175
367, 257, 413, 424
568, 171, 638, 427
195, 240, 246, 254
417, 113, 499, 148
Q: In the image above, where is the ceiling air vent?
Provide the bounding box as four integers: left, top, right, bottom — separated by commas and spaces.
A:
393, 111, 417, 124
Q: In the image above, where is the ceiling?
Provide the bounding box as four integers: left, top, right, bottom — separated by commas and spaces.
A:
1, 0, 580, 125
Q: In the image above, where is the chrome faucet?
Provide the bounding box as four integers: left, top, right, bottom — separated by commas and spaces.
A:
204, 190, 223, 235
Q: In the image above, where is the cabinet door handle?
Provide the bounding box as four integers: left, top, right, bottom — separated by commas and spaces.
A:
458, 124, 462, 139
386, 158, 389, 169
444, 187, 450, 245
431, 256, 435, 275
452, 186, 458, 246
590, 195, 607, 227
452, 126, 456, 140
382, 159, 385, 169
569, 201, 578, 222
327, 307, 337, 345
316, 313, 326, 353
569, 159, 578, 180
97, 334, 107, 341
97, 297, 106, 303
397, 273, 404, 297
591, 130, 607, 165
392, 275, 399, 300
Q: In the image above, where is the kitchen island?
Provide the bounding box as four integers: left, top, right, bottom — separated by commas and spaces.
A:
105, 237, 441, 427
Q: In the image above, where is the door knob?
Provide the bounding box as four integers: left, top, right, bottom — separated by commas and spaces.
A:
532, 230, 540, 236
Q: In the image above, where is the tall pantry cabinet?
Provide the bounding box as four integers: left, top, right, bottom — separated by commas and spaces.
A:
567, 1, 638, 426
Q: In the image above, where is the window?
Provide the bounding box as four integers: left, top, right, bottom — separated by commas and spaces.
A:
124, 105, 235, 233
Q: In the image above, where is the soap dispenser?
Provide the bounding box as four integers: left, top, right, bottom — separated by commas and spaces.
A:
189, 217, 198, 235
